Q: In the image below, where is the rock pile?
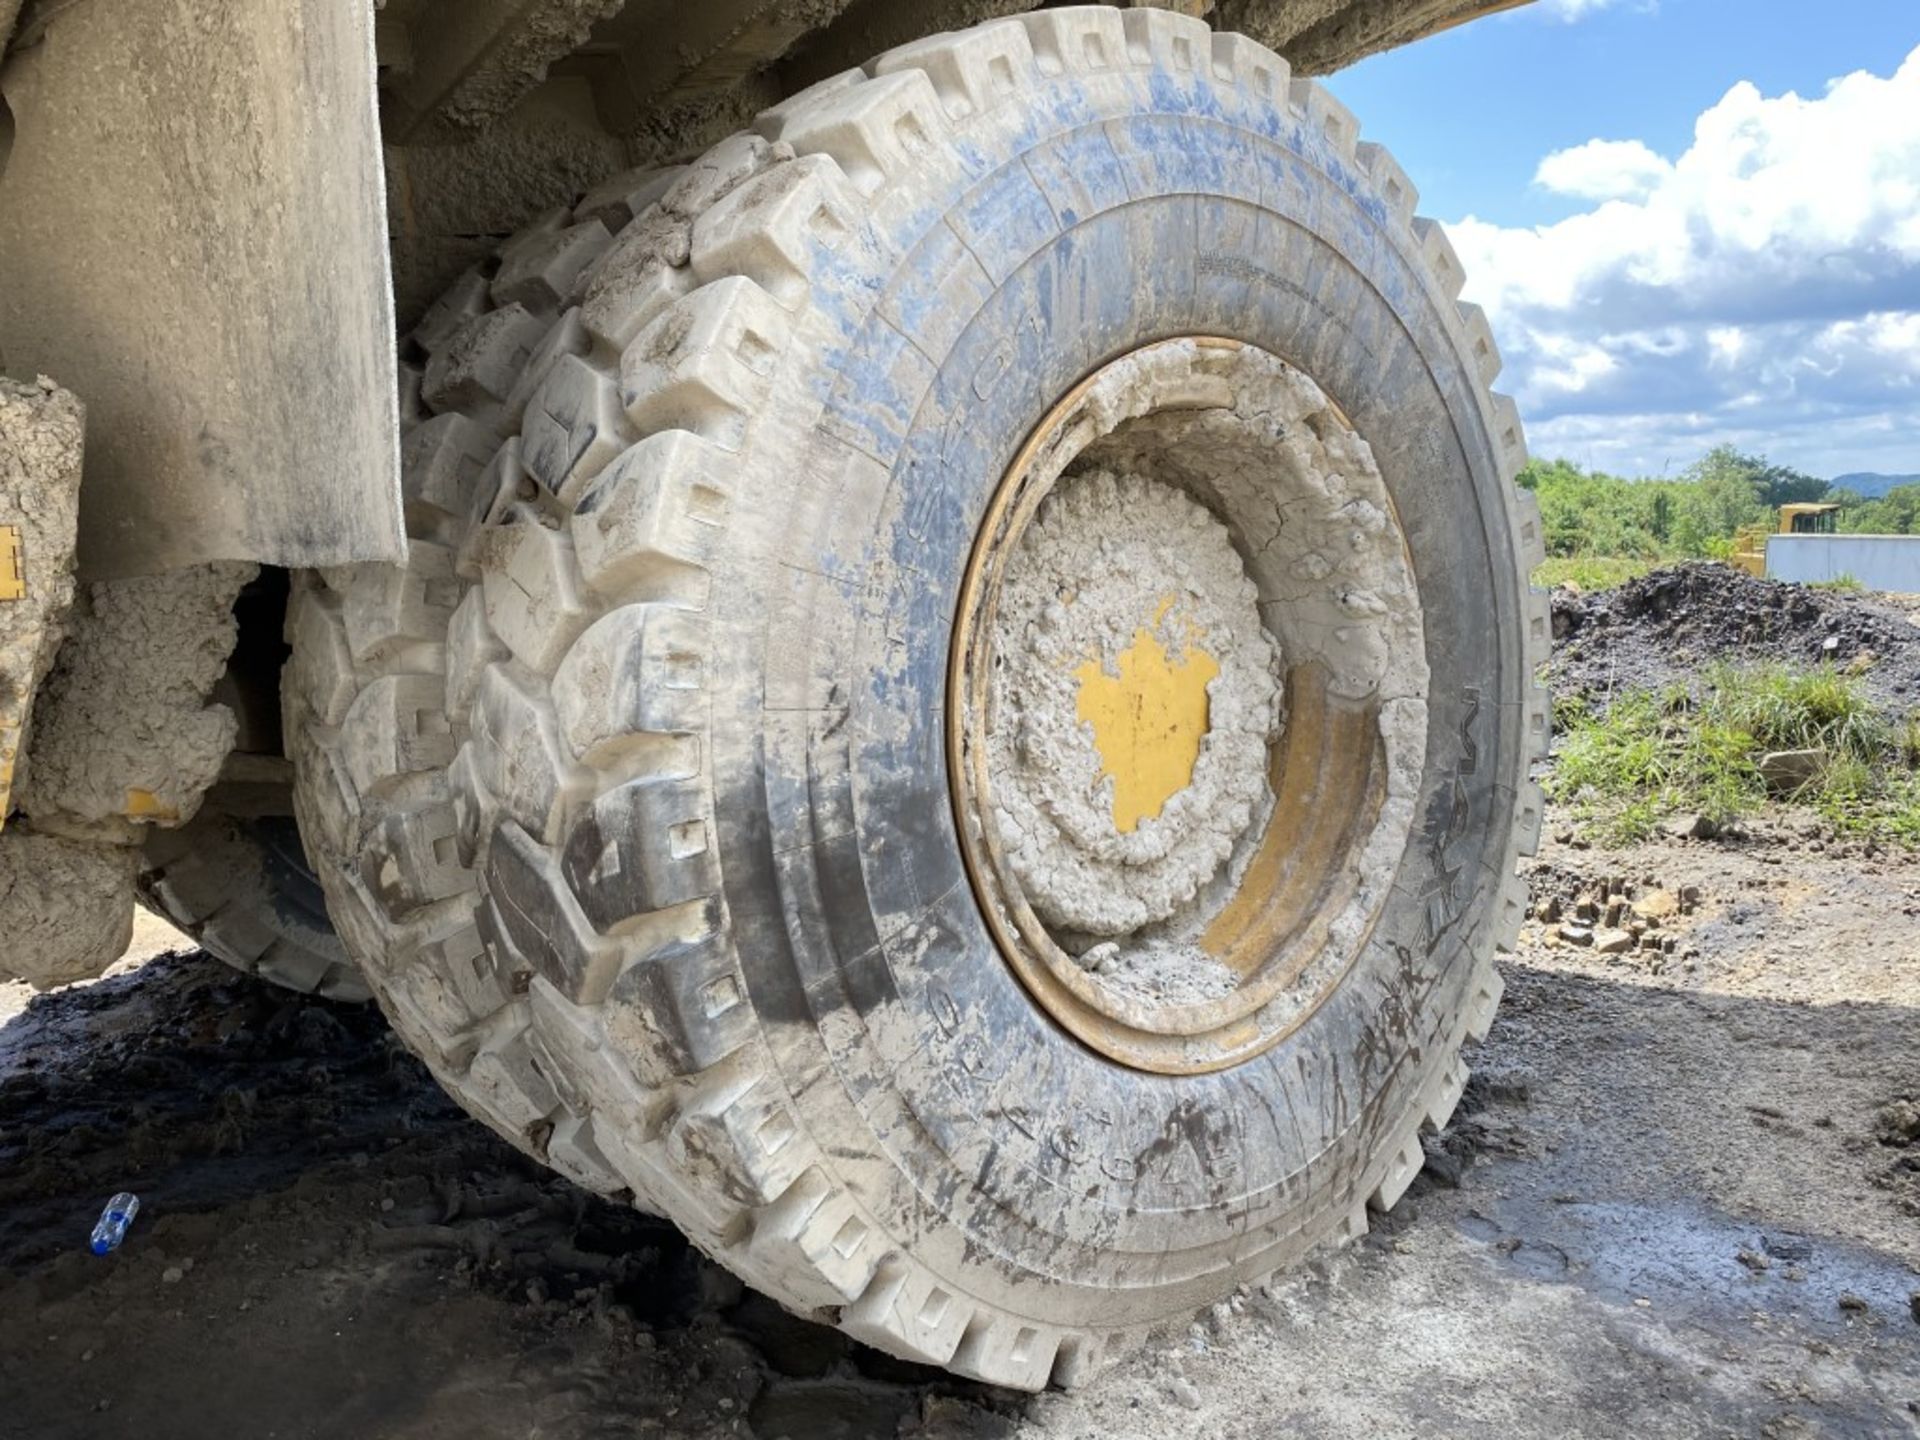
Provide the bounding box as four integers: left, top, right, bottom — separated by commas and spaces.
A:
1549, 562, 1920, 710
1528, 867, 1701, 966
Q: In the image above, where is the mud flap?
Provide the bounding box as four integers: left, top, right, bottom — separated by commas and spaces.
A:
0, 0, 402, 579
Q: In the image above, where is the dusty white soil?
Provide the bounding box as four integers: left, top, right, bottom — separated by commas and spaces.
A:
2, 810, 1915, 1438
987, 467, 1282, 939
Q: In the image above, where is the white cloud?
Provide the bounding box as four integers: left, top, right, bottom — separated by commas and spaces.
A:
1449, 47, 1920, 477
1535, 138, 1673, 201
1705, 326, 1748, 367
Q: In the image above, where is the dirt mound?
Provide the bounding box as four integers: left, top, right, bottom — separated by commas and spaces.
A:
1550, 562, 1920, 710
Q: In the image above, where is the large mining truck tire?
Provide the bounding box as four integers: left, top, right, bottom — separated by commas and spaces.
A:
287, 7, 1548, 1390
138, 792, 366, 1001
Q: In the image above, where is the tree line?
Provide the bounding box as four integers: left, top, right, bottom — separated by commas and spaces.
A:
1518, 446, 1920, 560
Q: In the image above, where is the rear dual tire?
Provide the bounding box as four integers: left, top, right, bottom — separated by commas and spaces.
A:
287, 7, 1546, 1389
139, 791, 364, 1001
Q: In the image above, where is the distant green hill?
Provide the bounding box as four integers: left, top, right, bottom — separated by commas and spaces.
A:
1830, 472, 1920, 498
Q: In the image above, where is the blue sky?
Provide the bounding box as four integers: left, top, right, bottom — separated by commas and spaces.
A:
1326, 0, 1920, 481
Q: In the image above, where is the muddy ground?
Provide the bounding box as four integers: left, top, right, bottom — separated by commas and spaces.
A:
3, 814, 1917, 1439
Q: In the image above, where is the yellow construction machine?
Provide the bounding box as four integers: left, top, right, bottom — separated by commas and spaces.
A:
1731, 503, 1842, 576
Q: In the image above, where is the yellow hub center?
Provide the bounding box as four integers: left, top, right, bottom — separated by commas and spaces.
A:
1072, 597, 1219, 833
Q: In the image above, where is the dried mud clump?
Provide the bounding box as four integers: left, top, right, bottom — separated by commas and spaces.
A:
1871, 1095, 1920, 1218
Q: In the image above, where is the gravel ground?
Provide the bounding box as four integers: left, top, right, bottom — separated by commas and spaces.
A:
1550, 562, 1920, 712
2, 816, 1917, 1440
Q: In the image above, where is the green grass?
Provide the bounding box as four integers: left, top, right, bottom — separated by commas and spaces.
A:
1808, 573, 1865, 592
1546, 661, 1920, 846
1818, 762, 1920, 844
1532, 555, 1658, 591
1899, 712, 1920, 768
1710, 662, 1885, 759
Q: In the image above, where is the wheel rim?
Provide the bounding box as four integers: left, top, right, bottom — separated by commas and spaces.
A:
948, 337, 1431, 1075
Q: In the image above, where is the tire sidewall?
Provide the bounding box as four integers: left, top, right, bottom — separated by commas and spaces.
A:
705, 69, 1527, 1318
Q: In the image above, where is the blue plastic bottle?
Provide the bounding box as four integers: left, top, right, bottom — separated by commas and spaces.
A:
90, 1193, 139, 1255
